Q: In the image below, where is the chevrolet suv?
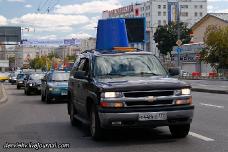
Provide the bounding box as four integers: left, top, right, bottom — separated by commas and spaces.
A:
68, 50, 194, 140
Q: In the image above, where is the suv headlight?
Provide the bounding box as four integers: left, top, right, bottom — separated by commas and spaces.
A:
181, 88, 191, 95
101, 92, 123, 98
175, 88, 191, 95
29, 83, 33, 87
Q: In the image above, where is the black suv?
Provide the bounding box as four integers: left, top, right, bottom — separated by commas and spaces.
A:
68, 50, 194, 140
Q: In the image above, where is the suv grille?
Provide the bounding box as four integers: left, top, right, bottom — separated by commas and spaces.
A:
123, 90, 174, 98
126, 100, 173, 106
123, 90, 174, 107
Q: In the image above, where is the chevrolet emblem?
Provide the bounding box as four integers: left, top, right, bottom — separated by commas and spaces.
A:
147, 96, 156, 102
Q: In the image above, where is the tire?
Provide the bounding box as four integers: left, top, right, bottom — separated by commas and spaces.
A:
45, 91, 51, 104
169, 124, 190, 138
90, 105, 103, 140
41, 93, 45, 102
69, 101, 79, 126
27, 89, 30, 95
17, 85, 20, 89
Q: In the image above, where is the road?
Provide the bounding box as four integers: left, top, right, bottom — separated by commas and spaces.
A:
0, 83, 228, 152
184, 80, 228, 92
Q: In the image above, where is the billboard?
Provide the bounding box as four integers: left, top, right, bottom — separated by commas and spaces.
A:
0, 26, 21, 44
168, 1, 179, 24
21, 39, 80, 46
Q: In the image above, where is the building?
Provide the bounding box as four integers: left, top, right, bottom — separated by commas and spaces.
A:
191, 13, 228, 43
102, 0, 207, 55
80, 37, 96, 51
54, 45, 81, 59
171, 13, 228, 74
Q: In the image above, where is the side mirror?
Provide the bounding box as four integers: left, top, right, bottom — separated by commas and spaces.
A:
74, 71, 87, 79
168, 68, 180, 76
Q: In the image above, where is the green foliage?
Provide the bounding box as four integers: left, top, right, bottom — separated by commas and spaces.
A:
201, 25, 228, 69
154, 22, 192, 55
29, 56, 50, 71
65, 55, 77, 62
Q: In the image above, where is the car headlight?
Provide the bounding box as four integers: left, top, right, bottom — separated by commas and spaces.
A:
101, 92, 123, 98
181, 88, 191, 95
29, 83, 33, 86
175, 88, 191, 95
49, 88, 53, 91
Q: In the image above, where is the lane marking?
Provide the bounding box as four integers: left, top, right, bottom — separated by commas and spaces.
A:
189, 132, 215, 142
200, 103, 224, 109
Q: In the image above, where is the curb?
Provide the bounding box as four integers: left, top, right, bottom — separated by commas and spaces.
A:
0, 83, 8, 105
192, 88, 228, 94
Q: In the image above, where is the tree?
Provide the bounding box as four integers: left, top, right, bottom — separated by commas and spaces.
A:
154, 22, 192, 56
201, 25, 228, 70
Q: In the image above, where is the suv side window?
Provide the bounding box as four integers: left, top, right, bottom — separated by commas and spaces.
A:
77, 58, 90, 76
70, 58, 80, 77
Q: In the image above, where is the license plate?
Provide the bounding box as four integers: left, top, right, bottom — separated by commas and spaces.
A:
138, 112, 167, 121
61, 91, 67, 95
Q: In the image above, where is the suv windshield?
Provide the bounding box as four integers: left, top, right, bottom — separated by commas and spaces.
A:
49, 72, 70, 81
94, 54, 167, 77
30, 73, 45, 80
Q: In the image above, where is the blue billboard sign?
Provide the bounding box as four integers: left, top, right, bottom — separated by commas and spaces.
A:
168, 1, 179, 24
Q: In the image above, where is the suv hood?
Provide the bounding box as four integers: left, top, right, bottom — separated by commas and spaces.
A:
96, 76, 190, 92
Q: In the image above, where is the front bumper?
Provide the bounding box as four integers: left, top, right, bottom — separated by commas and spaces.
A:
99, 106, 194, 128
17, 82, 25, 87
27, 86, 41, 93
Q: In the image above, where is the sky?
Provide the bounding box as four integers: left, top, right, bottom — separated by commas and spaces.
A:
0, 0, 228, 40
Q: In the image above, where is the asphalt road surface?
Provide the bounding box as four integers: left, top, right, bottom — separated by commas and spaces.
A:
0, 83, 228, 152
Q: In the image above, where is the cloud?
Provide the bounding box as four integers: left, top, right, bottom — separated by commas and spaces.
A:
25, 4, 32, 8
7, 0, 25, 3
54, 0, 121, 14
208, 4, 228, 13
0, 15, 7, 25
10, 13, 89, 33
82, 16, 100, 31
66, 33, 92, 39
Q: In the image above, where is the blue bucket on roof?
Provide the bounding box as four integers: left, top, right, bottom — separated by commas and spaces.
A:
96, 18, 129, 50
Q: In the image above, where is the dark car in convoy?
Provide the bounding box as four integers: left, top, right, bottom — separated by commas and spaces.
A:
16, 73, 28, 89
67, 49, 194, 140
9, 73, 17, 84
41, 71, 70, 103
24, 73, 45, 95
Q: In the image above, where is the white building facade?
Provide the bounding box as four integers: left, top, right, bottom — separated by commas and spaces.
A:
102, 0, 207, 55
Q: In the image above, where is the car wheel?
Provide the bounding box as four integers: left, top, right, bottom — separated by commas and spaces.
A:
69, 102, 79, 126
27, 89, 30, 95
90, 105, 103, 140
45, 91, 51, 104
169, 124, 190, 138
17, 85, 20, 89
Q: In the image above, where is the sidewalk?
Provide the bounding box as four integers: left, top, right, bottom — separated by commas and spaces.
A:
184, 80, 228, 94
0, 83, 8, 105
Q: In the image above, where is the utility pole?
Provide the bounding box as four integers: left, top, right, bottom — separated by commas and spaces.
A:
177, 0, 181, 69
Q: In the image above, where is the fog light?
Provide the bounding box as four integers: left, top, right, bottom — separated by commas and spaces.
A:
100, 101, 124, 108
176, 97, 192, 105
114, 102, 124, 108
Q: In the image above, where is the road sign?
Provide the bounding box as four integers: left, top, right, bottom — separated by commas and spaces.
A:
176, 40, 182, 46
176, 47, 182, 53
